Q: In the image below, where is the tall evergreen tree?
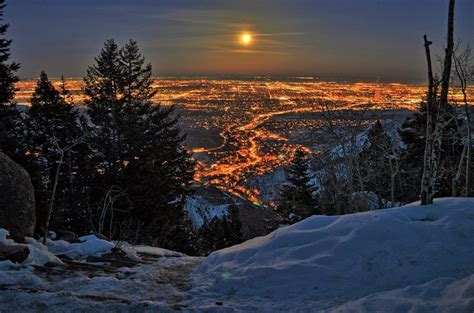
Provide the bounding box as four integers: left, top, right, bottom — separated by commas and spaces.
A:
358, 120, 395, 205
27, 71, 85, 234
0, 0, 21, 157
0, 0, 18, 107
198, 206, 243, 255
84, 39, 123, 179
85, 39, 195, 250
277, 148, 318, 223
119, 40, 156, 107
84, 39, 121, 107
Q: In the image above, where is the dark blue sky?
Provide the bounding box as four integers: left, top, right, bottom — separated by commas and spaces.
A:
5, 0, 474, 81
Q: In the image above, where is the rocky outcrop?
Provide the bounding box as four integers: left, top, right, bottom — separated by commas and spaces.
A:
0, 243, 29, 263
0, 152, 36, 239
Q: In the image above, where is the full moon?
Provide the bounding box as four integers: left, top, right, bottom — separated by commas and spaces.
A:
241, 33, 252, 46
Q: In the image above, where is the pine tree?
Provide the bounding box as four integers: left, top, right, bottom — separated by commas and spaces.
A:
119, 40, 156, 107
198, 206, 243, 255
0, 0, 18, 107
85, 39, 195, 250
84, 39, 123, 178
358, 120, 395, 205
27, 71, 85, 235
0, 0, 21, 157
277, 148, 318, 223
84, 39, 121, 107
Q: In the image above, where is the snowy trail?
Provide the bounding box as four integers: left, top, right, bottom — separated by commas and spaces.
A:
0, 253, 204, 312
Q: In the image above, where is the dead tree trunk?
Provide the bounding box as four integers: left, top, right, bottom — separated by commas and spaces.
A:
43, 151, 64, 245
452, 144, 466, 196
420, 34, 436, 205
439, 0, 456, 111
420, 0, 456, 205
465, 96, 472, 196
389, 147, 400, 205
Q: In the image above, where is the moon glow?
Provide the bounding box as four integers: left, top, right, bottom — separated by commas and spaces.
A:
241, 33, 252, 46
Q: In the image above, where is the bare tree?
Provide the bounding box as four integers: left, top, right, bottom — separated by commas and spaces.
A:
98, 185, 133, 239
420, 0, 456, 205
384, 143, 400, 205
315, 100, 373, 212
453, 45, 474, 196
420, 34, 437, 205
43, 135, 86, 244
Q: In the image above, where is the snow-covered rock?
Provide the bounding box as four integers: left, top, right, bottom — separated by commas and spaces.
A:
0, 229, 62, 268
120, 242, 185, 258
46, 235, 114, 260
193, 198, 474, 312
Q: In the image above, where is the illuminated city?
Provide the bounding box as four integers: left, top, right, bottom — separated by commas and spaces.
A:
15, 79, 474, 204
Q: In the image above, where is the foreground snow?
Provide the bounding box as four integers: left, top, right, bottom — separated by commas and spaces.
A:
1, 198, 474, 312
192, 198, 474, 312
0, 231, 201, 312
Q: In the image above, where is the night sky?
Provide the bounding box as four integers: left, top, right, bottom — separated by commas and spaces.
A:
6, 0, 474, 82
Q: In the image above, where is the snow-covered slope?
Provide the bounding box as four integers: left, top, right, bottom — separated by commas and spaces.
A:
193, 198, 474, 312
185, 186, 244, 228
2, 198, 474, 312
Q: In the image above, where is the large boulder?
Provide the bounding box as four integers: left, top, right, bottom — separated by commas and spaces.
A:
0, 152, 36, 239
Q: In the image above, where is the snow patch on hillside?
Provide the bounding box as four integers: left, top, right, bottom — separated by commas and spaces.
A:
185, 196, 230, 228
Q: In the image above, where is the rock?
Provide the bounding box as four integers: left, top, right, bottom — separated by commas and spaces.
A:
0, 243, 29, 263
0, 152, 36, 239
93, 232, 110, 241
55, 230, 80, 243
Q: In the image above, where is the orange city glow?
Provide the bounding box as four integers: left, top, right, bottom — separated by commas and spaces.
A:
14, 79, 474, 205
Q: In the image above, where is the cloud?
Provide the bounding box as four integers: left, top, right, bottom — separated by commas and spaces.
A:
223, 49, 289, 56
147, 8, 304, 57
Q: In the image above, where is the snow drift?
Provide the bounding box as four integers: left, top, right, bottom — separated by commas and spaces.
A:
194, 198, 474, 312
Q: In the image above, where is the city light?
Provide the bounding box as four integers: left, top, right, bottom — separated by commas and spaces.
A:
14, 79, 473, 205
